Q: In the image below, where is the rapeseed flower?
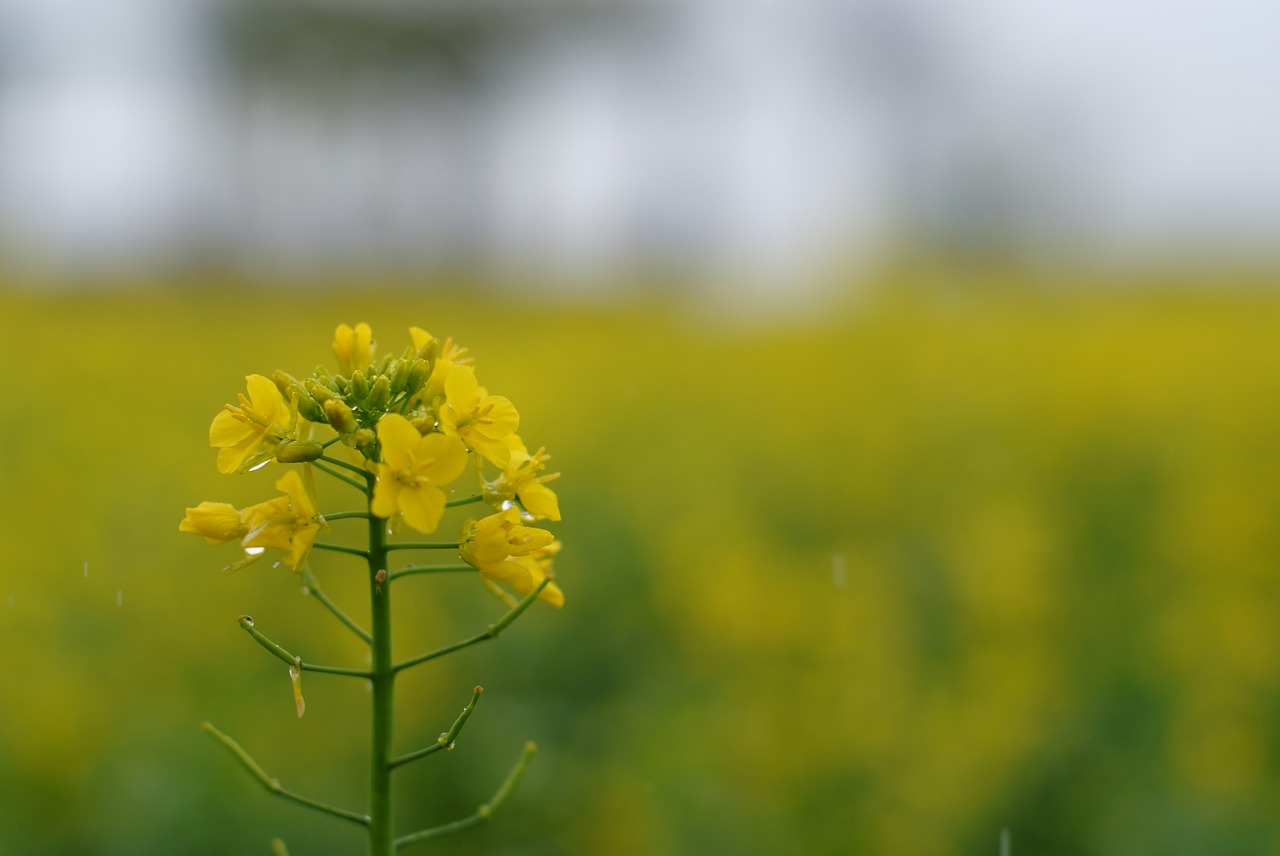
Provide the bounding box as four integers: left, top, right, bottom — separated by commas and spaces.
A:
460, 508, 562, 607
210, 374, 298, 474
438, 365, 519, 467
242, 469, 327, 571
483, 435, 561, 521
179, 501, 247, 544
371, 413, 468, 533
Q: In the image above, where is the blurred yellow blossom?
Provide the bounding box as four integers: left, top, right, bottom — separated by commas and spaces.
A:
333, 322, 374, 375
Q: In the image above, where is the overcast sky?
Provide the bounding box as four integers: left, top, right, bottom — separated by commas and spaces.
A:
0, 0, 1278, 278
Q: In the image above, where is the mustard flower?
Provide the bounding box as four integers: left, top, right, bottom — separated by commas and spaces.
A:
333, 322, 374, 375
483, 435, 561, 521
460, 508, 563, 607
409, 326, 471, 404
210, 374, 298, 474
242, 469, 328, 571
371, 413, 468, 533
179, 501, 247, 544
438, 365, 519, 467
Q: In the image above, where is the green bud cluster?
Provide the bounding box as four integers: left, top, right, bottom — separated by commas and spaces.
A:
272, 344, 439, 443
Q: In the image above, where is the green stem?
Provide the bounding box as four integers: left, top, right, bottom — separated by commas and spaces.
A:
312, 542, 371, 560
388, 686, 483, 769
388, 564, 476, 582
201, 722, 371, 827
238, 616, 370, 678
314, 459, 369, 494
384, 542, 460, 552
321, 454, 371, 477
393, 742, 537, 850
325, 510, 374, 521
301, 569, 372, 644
445, 494, 485, 508
394, 579, 549, 674
367, 472, 396, 856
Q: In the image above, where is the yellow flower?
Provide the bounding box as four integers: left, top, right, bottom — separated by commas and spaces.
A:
179, 471, 324, 572
484, 435, 561, 521
179, 502, 247, 544
460, 508, 563, 607
333, 322, 374, 375
242, 469, 328, 571
371, 413, 468, 533
409, 326, 470, 403
209, 374, 298, 474
438, 365, 519, 467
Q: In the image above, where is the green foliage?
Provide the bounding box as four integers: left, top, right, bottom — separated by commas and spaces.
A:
3, 285, 1280, 854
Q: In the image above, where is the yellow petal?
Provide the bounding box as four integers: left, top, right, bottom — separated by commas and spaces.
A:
398, 483, 447, 534
419, 432, 468, 486
375, 413, 422, 470
444, 364, 480, 409
179, 502, 245, 544
370, 469, 401, 519
519, 481, 561, 521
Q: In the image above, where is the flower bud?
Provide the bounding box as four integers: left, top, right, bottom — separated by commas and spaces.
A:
275, 440, 325, 463
388, 358, 410, 394
367, 375, 391, 410
352, 427, 377, 457
272, 370, 298, 398
350, 370, 370, 402
291, 386, 327, 423
305, 379, 334, 404
406, 359, 432, 393
324, 399, 358, 435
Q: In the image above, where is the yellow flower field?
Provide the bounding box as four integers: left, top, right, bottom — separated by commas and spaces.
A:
2, 280, 1279, 854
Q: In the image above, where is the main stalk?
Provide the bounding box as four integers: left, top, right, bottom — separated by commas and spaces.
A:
367, 473, 395, 856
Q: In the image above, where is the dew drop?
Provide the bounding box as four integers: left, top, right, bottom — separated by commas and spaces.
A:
242, 615, 256, 627
248, 459, 271, 473
246, 547, 265, 557
301, 585, 311, 596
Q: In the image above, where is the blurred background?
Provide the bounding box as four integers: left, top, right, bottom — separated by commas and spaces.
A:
3, 1, 1280, 854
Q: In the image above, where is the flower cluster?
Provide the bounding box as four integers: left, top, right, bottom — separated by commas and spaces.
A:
180, 323, 564, 606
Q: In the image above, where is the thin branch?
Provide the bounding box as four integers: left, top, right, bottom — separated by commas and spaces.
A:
311, 542, 371, 560
238, 616, 372, 679
301, 569, 372, 644
312, 459, 368, 494
201, 722, 371, 828
319, 454, 370, 477
394, 742, 537, 850
323, 510, 374, 521
394, 579, 549, 674
384, 542, 460, 552
389, 686, 484, 770
445, 494, 485, 508
388, 564, 475, 582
